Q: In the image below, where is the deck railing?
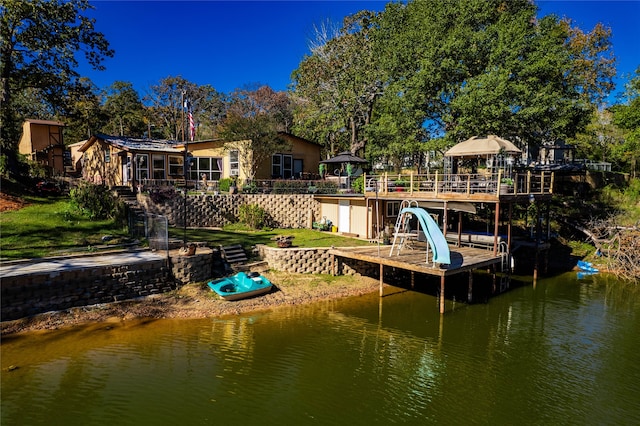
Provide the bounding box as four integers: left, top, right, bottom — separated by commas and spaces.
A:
139, 171, 553, 197
364, 171, 553, 198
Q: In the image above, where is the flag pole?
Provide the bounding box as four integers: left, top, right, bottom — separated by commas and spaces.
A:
183, 91, 188, 247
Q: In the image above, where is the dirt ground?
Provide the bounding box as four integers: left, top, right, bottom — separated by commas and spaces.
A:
0, 192, 28, 212
0, 271, 382, 337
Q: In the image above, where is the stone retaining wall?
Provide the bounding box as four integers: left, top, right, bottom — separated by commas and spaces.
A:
170, 247, 217, 285
1, 258, 173, 322
1, 244, 378, 322
0, 249, 223, 322
139, 193, 320, 229
257, 245, 379, 277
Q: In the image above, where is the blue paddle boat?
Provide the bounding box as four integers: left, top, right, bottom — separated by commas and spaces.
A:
577, 260, 599, 273
207, 272, 273, 301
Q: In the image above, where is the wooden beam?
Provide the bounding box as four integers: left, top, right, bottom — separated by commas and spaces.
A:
457, 211, 462, 247
493, 201, 500, 255
440, 276, 446, 314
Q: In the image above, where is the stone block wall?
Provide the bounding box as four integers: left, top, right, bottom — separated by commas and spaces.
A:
0, 249, 227, 322
258, 245, 379, 278
1, 258, 173, 322
139, 193, 320, 229
170, 248, 216, 285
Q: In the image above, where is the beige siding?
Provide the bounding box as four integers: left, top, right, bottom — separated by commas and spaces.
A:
82, 140, 124, 186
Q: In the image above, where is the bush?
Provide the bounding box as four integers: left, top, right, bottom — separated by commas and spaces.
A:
149, 186, 177, 203
351, 176, 364, 193
219, 178, 234, 192
238, 203, 266, 229
70, 183, 125, 221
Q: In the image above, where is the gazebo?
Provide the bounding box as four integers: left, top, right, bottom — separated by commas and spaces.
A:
444, 135, 522, 176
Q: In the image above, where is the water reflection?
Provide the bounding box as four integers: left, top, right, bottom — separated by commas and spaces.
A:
2, 273, 640, 425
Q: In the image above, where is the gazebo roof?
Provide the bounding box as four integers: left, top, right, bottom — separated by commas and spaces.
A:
445, 135, 522, 157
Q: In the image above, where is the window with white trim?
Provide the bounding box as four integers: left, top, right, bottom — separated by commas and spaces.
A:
272, 154, 292, 178
229, 150, 239, 176
190, 156, 222, 180
135, 154, 149, 181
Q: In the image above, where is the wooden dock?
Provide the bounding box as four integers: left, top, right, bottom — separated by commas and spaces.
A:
329, 245, 503, 313
329, 245, 502, 277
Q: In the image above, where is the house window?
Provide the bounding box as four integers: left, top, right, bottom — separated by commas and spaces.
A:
272, 154, 282, 178
104, 147, 111, 163
169, 155, 184, 177
190, 156, 222, 181
152, 154, 165, 179
135, 154, 149, 181
272, 154, 292, 178
229, 150, 239, 177
386, 201, 400, 217
283, 155, 292, 179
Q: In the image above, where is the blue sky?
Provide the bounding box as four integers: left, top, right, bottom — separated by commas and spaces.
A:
82, 1, 639, 104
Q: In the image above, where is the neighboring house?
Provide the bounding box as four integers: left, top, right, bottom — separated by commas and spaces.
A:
18, 119, 66, 176
537, 140, 575, 165
78, 132, 322, 188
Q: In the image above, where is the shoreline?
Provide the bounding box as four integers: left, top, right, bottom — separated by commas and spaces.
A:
0, 271, 381, 337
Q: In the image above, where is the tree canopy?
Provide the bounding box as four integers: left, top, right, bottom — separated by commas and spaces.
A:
216, 85, 294, 180
1, 0, 113, 173
291, 0, 616, 170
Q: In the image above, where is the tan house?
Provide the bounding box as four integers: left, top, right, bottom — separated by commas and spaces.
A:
177, 132, 322, 182
78, 132, 322, 188
78, 134, 183, 187
18, 119, 66, 176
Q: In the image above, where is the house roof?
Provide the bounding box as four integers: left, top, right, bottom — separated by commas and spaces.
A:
25, 118, 65, 127
79, 134, 183, 154
445, 135, 522, 157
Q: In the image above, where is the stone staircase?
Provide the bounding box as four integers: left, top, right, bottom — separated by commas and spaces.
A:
112, 186, 146, 238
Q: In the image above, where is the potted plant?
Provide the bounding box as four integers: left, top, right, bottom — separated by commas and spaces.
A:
271, 235, 294, 248
394, 178, 408, 192
500, 177, 514, 194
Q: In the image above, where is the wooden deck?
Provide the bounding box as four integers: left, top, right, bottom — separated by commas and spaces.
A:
329, 245, 502, 278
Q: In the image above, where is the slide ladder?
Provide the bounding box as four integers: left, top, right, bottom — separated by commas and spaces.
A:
389, 201, 451, 266
390, 200, 419, 256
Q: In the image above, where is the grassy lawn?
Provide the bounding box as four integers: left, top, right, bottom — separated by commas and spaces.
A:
170, 223, 373, 254
1, 195, 372, 261
1, 197, 130, 260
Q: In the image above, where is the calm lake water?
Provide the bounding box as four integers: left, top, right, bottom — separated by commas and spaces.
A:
2, 272, 639, 425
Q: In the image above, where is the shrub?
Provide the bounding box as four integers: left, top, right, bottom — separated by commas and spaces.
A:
149, 186, 177, 204
238, 203, 266, 229
351, 176, 364, 193
70, 183, 125, 221
219, 177, 234, 192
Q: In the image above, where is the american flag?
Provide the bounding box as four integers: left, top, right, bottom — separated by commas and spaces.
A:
185, 99, 195, 141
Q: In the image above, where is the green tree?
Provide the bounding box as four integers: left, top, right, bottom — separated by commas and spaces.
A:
291, 0, 616, 168
61, 77, 105, 143
217, 85, 293, 180
101, 81, 146, 137
292, 11, 383, 157
0, 0, 113, 174
144, 76, 225, 141
610, 67, 640, 176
